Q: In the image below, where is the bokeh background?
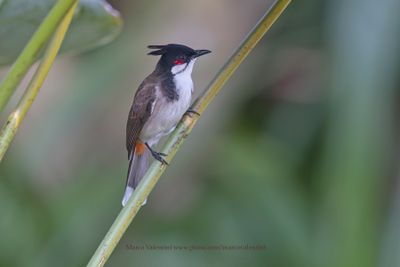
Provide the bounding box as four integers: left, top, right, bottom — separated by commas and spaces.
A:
1, 0, 400, 266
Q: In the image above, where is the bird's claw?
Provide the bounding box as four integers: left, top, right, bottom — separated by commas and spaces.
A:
152, 152, 169, 165
145, 143, 169, 165
186, 108, 200, 117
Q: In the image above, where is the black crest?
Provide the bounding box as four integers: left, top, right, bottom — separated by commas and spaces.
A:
147, 45, 166, 55
147, 44, 196, 56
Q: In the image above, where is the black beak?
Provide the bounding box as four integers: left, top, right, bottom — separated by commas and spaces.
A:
193, 49, 211, 58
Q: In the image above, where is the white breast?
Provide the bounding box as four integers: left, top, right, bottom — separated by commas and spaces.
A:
140, 60, 196, 146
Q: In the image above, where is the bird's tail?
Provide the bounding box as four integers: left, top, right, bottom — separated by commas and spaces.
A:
122, 146, 150, 206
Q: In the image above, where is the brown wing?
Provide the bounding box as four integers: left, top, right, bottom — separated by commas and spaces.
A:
126, 80, 157, 157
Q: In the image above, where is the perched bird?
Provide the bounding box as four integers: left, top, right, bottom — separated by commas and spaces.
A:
122, 44, 211, 206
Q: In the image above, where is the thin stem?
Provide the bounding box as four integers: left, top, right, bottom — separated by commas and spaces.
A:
0, 2, 78, 161
87, 0, 291, 266
0, 0, 78, 113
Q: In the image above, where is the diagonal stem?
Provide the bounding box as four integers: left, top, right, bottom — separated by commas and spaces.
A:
0, 0, 78, 113
0, 2, 78, 161
87, 0, 291, 266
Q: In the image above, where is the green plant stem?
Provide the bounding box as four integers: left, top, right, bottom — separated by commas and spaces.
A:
0, 2, 78, 161
0, 0, 78, 113
87, 0, 291, 266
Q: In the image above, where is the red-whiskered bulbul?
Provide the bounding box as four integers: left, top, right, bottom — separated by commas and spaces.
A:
122, 44, 211, 206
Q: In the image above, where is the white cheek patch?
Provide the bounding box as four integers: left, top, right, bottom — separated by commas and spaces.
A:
173, 59, 196, 94
185, 59, 196, 74
171, 63, 188, 75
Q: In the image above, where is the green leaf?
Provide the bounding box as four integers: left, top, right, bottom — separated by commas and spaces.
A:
0, 0, 122, 66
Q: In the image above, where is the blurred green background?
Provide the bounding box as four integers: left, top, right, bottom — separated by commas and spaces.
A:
1, 0, 400, 266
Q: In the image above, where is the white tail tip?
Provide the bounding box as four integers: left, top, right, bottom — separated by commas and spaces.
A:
122, 187, 133, 206
121, 187, 147, 206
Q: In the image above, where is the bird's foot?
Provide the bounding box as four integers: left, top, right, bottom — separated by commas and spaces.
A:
145, 143, 169, 165
151, 151, 169, 165
185, 108, 200, 117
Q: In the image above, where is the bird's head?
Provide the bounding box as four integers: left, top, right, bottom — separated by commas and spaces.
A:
148, 44, 211, 75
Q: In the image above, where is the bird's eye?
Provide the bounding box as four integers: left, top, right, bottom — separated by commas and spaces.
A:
174, 59, 185, 65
